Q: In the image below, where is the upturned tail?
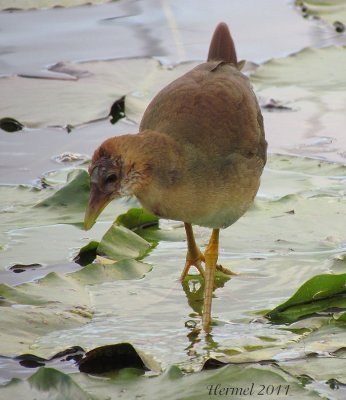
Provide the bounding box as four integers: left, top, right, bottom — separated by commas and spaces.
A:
207, 22, 237, 64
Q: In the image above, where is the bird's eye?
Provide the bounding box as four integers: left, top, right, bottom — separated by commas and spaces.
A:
104, 173, 117, 185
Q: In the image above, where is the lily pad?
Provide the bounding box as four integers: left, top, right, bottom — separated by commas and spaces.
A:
97, 224, 151, 262
335, 312, 346, 321
0, 272, 93, 356
0, 0, 112, 11
116, 208, 159, 231
296, 0, 346, 28
0, 363, 321, 400
266, 274, 346, 323
71, 259, 151, 285
28, 367, 90, 398
251, 46, 346, 163
0, 58, 175, 127
35, 169, 89, 212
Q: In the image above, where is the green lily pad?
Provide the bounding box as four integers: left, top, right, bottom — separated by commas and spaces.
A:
335, 311, 346, 321
0, 363, 321, 400
0, 215, 152, 357
252, 46, 346, 89
0, 0, 112, 11
71, 259, 151, 285
116, 208, 159, 231
28, 367, 91, 399
0, 257, 151, 357
97, 223, 151, 262
266, 274, 346, 323
296, 0, 346, 28
251, 46, 346, 163
35, 169, 89, 212
74, 208, 159, 265
0, 272, 92, 356
279, 357, 346, 386
0, 58, 186, 127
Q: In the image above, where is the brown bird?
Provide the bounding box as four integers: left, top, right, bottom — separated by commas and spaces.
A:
84, 22, 267, 331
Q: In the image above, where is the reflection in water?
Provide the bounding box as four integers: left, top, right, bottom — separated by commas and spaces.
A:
182, 273, 231, 316
182, 273, 232, 360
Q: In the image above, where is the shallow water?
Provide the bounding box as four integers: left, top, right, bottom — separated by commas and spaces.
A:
1, 1, 346, 398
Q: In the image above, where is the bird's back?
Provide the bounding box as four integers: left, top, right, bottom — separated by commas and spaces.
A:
140, 23, 266, 164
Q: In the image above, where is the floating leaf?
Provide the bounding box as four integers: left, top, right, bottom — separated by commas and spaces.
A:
71, 259, 152, 285
251, 46, 346, 163
28, 367, 91, 398
335, 312, 346, 321
0, 364, 321, 400
116, 208, 159, 231
266, 274, 346, 323
74, 208, 157, 267
0, 0, 112, 10
0, 58, 163, 127
296, 0, 346, 28
97, 223, 151, 262
0, 272, 92, 356
35, 169, 89, 211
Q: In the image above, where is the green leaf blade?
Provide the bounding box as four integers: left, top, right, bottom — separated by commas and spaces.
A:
267, 273, 346, 323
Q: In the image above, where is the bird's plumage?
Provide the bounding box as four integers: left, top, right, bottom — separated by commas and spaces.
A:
85, 22, 267, 330
137, 59, 266, 227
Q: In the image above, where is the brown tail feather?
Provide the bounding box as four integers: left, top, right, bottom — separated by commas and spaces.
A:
207, 22, 237, 64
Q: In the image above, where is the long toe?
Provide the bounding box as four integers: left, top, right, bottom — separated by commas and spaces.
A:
180, 252, 205, 281
216, 264, 238, 276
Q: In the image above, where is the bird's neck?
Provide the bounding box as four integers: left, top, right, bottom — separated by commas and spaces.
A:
113, 130, 184, 196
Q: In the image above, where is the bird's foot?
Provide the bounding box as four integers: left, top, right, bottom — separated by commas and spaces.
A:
180, 254, 237, 281
216, 264, 238, 276
180, 251, 205, 281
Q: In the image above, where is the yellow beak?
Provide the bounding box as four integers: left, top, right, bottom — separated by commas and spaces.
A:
84, 186, 111, 230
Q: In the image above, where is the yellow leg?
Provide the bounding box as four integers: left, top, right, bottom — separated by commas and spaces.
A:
202, 228, 219, 331
180, 223, 205, 280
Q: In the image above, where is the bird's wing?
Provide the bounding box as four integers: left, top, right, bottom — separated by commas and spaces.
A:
139, 61, 266, 162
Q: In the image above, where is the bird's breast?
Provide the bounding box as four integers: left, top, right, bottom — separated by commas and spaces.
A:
135, 154, 263, 229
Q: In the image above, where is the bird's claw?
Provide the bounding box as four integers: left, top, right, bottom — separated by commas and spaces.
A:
181, 254, 237, 281
180, 252, 205, 281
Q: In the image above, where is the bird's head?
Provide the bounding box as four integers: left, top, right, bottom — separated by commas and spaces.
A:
84, 136, 150, 230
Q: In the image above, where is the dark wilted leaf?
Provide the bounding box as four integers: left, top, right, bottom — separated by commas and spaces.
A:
109, 96, 125, 124
73, 241, 99, 266
0, 117, 24, 132
78, 343, 148, 373
15, 354, 46, 368
9, 263, 42, 273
